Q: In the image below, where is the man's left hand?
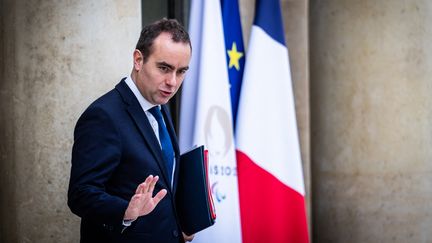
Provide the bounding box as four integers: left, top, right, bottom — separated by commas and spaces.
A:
183, 232, 194, 242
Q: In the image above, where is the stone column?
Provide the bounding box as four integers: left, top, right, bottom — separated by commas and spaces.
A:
311, 1, 432, 242
282, 0, 311, 230
0, 0, 141, 242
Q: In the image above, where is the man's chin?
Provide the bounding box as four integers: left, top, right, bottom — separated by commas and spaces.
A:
155, 98, 170, 105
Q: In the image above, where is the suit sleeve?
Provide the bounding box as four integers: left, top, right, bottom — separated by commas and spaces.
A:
68, 105, 128, 231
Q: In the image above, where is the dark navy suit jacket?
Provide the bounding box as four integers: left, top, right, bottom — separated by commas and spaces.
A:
68, 79, 184, 243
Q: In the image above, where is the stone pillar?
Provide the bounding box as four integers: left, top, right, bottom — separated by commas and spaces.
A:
239, 0, 311, 232
0, 0, 141, 242
311, 1, 432, 242
281, 0, 311, 230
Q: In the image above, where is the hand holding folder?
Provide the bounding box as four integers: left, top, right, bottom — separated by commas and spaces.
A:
176, 145, 216, 235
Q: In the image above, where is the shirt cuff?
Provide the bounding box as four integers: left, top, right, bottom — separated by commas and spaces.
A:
121, 218, 136, 234
122, 218, 135, 227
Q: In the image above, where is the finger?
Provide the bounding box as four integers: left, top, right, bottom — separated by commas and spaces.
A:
182, 232, 195, 242
135, 183, 142, 194
148, 175, 159, 194
136, 175, 154, 194
136, 182, 147, 194
152, 189, 167, 205
187, 235, 194, 242
144, 175, 154, 192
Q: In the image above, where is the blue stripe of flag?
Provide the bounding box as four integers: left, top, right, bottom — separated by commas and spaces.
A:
221, 0, 245, 126
253, 0, 286, 46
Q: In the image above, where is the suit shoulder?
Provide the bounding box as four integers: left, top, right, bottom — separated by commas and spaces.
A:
74, 88, 124, 127
82, 88, 125, 115
91, 88, 122, 109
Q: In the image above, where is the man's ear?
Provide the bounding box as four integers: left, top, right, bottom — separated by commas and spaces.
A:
133, 49, 143, 71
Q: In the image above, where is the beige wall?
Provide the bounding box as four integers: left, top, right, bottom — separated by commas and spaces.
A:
0, 0, 141, 242
311, 0, 432, 242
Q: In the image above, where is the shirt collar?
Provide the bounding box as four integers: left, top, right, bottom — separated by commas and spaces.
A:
124, 75, 157, 112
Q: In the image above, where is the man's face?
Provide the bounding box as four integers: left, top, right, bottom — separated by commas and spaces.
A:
134, 32, 191, 105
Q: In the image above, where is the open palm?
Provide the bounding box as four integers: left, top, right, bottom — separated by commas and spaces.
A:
124, 175, 167, 220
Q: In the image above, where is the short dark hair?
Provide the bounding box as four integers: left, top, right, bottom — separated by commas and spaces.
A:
136, 18, 191, 62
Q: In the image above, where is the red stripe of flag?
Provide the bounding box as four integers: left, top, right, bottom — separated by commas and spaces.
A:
237, 150, 309, 243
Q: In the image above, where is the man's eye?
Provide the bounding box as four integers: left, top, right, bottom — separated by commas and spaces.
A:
159, 66, 169, 72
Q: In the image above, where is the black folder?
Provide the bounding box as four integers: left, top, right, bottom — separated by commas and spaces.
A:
176, 145, 216, 235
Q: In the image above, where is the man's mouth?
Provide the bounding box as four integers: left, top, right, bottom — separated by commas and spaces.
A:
160, 90, 172, 97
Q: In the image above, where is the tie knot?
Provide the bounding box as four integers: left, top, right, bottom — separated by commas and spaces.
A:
149, 106, 163, 122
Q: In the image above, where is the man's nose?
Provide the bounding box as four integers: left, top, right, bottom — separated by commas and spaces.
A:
166, 73, 177, 86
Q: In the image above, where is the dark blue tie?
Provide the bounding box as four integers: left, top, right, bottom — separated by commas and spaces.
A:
149, 106, 174, 185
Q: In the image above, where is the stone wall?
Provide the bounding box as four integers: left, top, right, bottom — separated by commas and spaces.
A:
311, 1, 432, 242
0, 0, 141, 242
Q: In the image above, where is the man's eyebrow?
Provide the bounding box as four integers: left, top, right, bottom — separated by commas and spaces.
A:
157, 61, 189, 71
156, 61, 174, 70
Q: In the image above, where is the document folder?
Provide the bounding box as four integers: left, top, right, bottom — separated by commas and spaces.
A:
176, 145, 216, 235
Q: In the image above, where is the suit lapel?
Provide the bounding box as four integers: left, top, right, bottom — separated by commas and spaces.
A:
115, 80, 171, 189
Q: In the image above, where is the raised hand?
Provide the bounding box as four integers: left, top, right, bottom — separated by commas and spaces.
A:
124, 175, 167, 221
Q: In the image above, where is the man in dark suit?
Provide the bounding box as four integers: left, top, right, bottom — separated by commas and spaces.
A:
68, 19, 193, 243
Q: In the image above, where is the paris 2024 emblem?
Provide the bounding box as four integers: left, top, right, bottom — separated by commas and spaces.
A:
204, 106, 237, 203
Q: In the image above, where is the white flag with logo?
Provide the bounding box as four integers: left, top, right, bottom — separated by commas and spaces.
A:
179, 0, 242, 242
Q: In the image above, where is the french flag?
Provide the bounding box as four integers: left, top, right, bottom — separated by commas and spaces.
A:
235, 0, 310, 242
